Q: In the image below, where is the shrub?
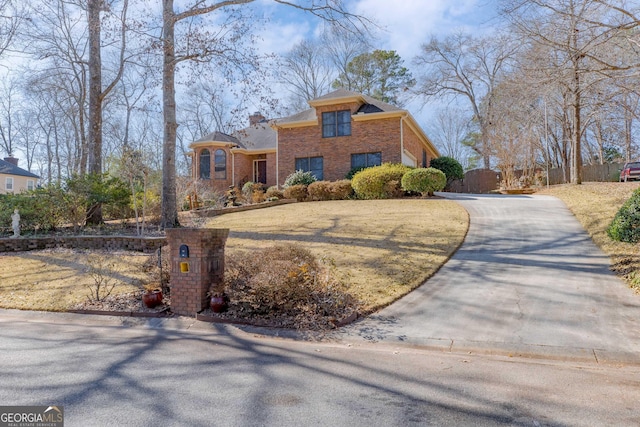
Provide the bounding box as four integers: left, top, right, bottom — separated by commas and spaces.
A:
430, 156, 464, 186
608, 188, 640, 243
265, 186, 284, 200
284, 170, 317, 187
283, 184, 308, 202
401, 168, 447, 196
241, 182, 266, 204
351, 163, 412, 199
330, 180, 353, 200
345, 166, 367, 180
0, 186, 68, 234
223, 244, 359, 329
308, 181, 333, 201
241, 181, 255, 199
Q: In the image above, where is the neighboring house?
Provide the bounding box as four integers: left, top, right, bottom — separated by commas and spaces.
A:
0, 157, 40, 195
189, 88, 439, 192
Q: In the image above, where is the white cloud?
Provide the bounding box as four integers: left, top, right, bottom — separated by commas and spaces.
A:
353, 0, 497, 60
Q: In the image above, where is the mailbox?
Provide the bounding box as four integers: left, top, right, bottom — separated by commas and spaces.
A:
179, 244, 189, 258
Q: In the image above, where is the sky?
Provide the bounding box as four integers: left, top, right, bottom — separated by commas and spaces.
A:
258, 0, 499, 61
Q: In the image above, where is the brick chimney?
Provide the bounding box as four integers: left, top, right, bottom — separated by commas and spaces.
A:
249, 112, 266, 126
3, 156, 18, 166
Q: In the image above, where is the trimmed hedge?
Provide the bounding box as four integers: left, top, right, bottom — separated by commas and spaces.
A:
283, 184, 308, 202
401, 168, 447, 196
307, 180, 354, 201
351, 163, 412, 199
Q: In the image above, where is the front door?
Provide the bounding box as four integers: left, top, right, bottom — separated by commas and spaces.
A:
254, 159, 267, 184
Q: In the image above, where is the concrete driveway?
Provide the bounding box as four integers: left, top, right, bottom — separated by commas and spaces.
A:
333, 193, 640, 364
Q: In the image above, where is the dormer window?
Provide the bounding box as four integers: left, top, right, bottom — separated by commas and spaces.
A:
322, 110, 351, 138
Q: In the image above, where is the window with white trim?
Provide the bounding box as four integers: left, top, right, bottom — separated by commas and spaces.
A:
5, 177, 13, 191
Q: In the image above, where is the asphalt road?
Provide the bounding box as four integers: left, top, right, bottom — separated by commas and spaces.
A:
333, 194, 640, 364
0, 310, 639, 426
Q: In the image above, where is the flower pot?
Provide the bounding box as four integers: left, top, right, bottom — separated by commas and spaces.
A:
210, 294, 229, 313
142, 289, 163, 308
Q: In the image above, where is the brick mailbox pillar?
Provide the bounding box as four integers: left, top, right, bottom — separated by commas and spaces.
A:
165, 228, 229, 316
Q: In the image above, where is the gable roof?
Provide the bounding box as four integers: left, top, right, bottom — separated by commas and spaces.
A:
0, 158, 40, 179
274, 88, 403, 127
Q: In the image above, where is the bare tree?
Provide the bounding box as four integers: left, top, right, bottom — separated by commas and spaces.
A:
414, 31, 520, 169
501, 0, 640, 184
280, 38, 334, 110
428, 107, 477, 170
0, 0, 22, 60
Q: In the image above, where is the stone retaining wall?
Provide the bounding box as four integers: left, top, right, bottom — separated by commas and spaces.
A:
0, 235, 167, 253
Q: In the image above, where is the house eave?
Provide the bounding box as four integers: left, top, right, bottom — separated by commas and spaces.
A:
352, 110, 407, 121
308, 94, 365, 107
271, 119, 318, 129
230, 148, 277, 155
189, 141, 237, 150
403, 113, 441, 157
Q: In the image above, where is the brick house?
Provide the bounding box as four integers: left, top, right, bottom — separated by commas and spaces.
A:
189, 88, 439, 192
0, 157, 40, 194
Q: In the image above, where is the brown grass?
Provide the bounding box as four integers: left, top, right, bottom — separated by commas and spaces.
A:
540, 182, 640, 291
0, 249, 155, 311
207, 199, 469, 313
0, 199, 468, 314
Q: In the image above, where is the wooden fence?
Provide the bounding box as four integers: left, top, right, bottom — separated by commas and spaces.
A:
448, 163, 624, 194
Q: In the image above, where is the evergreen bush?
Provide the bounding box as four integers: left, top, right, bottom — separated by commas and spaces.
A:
351, 163, 411, 199
608, 188, 640, 243
430, 156, 464, 186
401, 168, 447, 196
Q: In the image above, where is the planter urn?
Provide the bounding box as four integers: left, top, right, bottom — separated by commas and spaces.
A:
210, 294, 229, 313
142, 289, 163, 308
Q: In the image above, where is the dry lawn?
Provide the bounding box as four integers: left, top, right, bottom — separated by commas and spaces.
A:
0, 250, 157, 311
540, 182, 640, 290
206, 199, 469, 313
0, 198, 468, 314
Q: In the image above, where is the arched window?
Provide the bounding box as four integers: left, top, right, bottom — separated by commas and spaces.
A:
199, 149, 211, 179
215, 149, 226, 180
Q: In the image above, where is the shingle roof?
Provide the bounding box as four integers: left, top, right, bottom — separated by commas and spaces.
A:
0, 158, 40, 178
233, 122, 276, 150
193, 131, 239, 144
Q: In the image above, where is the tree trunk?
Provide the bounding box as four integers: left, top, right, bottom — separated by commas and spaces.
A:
87, 0, 104, 224
571, 63, 582, 184
161, 0, 179, 229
